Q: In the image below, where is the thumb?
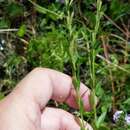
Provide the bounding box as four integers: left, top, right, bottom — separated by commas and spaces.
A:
41, 107, 93, 130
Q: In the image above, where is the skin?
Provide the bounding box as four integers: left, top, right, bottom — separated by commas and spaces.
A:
0, 68, 93, 130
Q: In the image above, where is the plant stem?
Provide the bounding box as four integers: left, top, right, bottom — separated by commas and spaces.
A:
66, 1, 85, 130
101, 35, 116, 112
91, 0, 102, 120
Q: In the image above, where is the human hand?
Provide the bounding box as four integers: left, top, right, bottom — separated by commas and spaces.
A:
0, 68, 93, 130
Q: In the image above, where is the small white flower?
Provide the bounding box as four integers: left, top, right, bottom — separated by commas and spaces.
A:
113, 110, 124, 122
0, 39, 5, 51
0, 46, 3, 50
1, 39, 5, 44
125, 114, 130, 125
113, 110, 130, 125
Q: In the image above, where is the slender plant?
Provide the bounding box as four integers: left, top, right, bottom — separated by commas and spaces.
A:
90, 0, 103, 121
82, 0, 104, 128
65, 0, 86, 129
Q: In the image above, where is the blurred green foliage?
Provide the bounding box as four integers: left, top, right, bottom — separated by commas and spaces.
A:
28, 29, 69, 71
0, 0, 130, 129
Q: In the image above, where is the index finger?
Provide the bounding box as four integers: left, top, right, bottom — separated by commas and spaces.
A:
6, 68, 92, 111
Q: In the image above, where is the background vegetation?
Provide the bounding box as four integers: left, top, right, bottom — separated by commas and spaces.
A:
0, 0, 130, 129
